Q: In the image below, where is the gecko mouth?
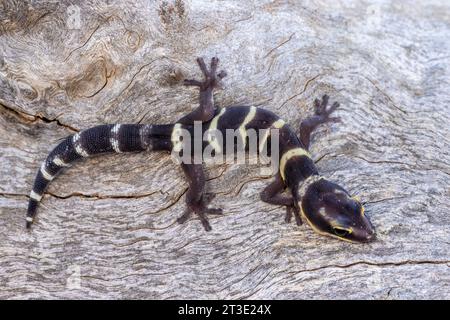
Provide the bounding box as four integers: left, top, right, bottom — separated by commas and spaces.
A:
364, 230, 377, 242
357, 226, 376, 243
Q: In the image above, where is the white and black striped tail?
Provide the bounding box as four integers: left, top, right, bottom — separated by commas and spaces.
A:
26, 123, 173, 229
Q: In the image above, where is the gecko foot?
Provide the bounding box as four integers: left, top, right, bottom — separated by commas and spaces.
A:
299, 94, 342, 148
313, 94, 341, 124
177, 199, 223, 231
284, 205, 303, 226
183, 57, 227, 91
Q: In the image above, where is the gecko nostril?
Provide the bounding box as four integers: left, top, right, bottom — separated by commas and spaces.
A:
366, 231, 376, 242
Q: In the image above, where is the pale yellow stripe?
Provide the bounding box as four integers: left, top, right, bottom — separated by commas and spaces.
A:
111, 138, 121, 153
279, 147, 311, 180
53, 156, 70, 167
72, 132, 89, 157
111, 124, 121, 134
238, 106, 257, 147
40, 163, 54, 181
258, 118, 285, 152
171, 123, 183, 152
30, 190, 42, 201
72, 132, 80, 142
207, 108, 227, 153
75, 144, 89, 157
272, 119, 286, 129
110, 124, 122, 153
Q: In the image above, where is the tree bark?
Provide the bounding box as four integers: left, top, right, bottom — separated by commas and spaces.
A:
0, 0, 449, 299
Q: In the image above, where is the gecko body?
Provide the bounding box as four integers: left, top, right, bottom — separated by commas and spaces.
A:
27, 57, 375, 242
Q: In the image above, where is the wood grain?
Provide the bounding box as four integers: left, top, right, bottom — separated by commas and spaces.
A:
0, 0, 449, 299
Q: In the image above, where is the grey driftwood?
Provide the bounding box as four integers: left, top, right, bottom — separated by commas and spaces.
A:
0, 0, 449, 299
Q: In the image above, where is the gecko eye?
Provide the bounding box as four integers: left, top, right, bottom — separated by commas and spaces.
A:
333, 227, 351, 237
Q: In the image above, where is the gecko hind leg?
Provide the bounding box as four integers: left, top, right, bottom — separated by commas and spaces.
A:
177, 163, 223, 231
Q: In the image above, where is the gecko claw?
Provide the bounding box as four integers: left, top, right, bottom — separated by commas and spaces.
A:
177, 210, 191, 224
177, 201, 222, 231
184, 57, 226, 91
314, 94, 339, 119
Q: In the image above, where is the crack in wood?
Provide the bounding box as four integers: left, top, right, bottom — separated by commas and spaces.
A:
0, 101, 79, 132
264, 32, 295, 58
286, 259, 450, 275
277, 73, 323, 109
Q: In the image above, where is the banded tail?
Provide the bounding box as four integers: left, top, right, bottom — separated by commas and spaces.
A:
26, 123, 173, 228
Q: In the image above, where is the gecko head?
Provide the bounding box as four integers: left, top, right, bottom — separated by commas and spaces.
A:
298, 177, 375, 243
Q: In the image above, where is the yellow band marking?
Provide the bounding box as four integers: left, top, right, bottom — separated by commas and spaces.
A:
280, 147, 311, 180
72, 133, 89, 157
238, 106, 257, 147
30, 190, 42, 202
352, 195, 365, 216
53, 156, 70, 167
171, 123, 183, 152
40, 163, 54, 181
258, 118, 285, 152
110, 124, 122, 153
207, 108, 227, 153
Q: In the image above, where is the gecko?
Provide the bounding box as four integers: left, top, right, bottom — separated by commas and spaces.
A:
26, 57, 375, 243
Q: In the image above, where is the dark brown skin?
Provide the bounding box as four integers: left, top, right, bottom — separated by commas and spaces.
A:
177, 57, 226, 125
172, 58, 227, 231
26, 56, 375, 242
175, 58, 375, 242
260, 173, 302, 226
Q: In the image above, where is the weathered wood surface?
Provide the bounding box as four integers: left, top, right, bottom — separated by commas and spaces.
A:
0, 0, 449, 299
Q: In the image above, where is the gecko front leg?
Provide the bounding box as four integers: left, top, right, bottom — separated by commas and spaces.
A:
178, 57, 227, 125
260, 173, 302, 226
177, 163, 223, 231
299, 95, 340, 149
